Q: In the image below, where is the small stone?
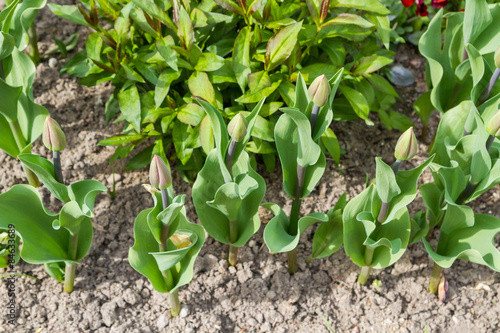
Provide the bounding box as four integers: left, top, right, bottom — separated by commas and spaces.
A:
228, 266, 236, 274
179, 305, 190, 318
157, 313, 168, 330
100, 301, 117, 327
48, 58, 58, 68
107, 173, 122, 184
123, 289, 139, 305
203, 254, 218, 271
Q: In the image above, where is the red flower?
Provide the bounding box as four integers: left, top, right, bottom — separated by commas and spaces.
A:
431, 0, 448, 8
416, 0, 428, 16
401, 0, 415, 7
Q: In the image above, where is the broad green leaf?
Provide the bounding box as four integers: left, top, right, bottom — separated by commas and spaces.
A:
177, 103, 205, 126
423, 205, 500, 271
375, 157, 400, 204
263, 203, 329, 253
353, 56, 393, 76
118, 83, 141, 133
189, 72, 217, 107
0, 185, 92, 265
156, 35, 178, 71
331, 0, 390, 15
199, 115, 214, 154
265, 21, 302, 71
322, 13, 374, 29
177, 7, 194, 50
18, 154, 70, 202
155, 69, 181, 109
98, 134, 144, 146
195, 52, 225, 72
463, 0, 491, 45
48, 4, 92, 28
321, 128, 341, 164
233, 26, 252, 92
339, 84, 370, 122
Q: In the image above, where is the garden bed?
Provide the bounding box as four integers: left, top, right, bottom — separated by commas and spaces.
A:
1, 2, 500, 333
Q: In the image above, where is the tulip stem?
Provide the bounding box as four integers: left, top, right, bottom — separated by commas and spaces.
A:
288, 248, 298, 274
64, 231, 79, 293
310, 104, 320, 134
225, 139, 237, 178
53, 151, 64, 184
228, 220, 238, 266
158, 188, 180, 317
169, 290, 181, 317
392, 159, 403, 175
287, 167, 304, 274
484, 68, 500, 102
428, 262, 443, 294
486, 135, 495, 152
28, 24, 40, 65
160, 189, 170, 247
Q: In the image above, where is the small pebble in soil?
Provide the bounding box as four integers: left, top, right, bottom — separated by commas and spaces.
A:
179, 305, 190, 318
157, 313, 168, 330
48, 58, 58, 68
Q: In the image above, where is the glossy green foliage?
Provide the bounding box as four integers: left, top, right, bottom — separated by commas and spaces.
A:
263, 71, 343, 253
0, 0, 48, 160
192, 98, 265, 247
343, 157, 432, 269
0, 182, 105, 282
423, 204, 500, 271
417, 0, 500, 126
129, 190, 205, 293
309, 193, 347, 260
50, 0, 403, 179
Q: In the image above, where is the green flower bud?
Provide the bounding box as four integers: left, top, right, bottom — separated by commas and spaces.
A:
149, 155, 172, 190
394, 127, 418, 161
308, 74, 331, 107
486, 109, 500, 138
227, 113, 247, 142
495, 45, 500, 68
42, 117, 67, 152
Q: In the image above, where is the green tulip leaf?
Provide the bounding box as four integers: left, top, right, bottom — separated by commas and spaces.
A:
423, 204, 500, 271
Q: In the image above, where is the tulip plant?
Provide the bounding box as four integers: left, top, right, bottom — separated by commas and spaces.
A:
343, 128, 433, 284
409, 0, 500, 300
192, 97, 266, 266
262, 70, 344, 274
129, 155, 205, 317
411, 104, 500, 298
0, 0, 49, 187
0, 117, 106, 293
415, 0, 500, 134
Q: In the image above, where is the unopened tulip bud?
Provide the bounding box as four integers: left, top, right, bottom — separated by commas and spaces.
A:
394, 127, 418, 161
149, 155, 172, 190
486, 110, 500, 138
438, 274, 448, 302
42, 117, 66, 152
227, 113, 247, 142
170, 233, 192, 249
308, 74, 331, 107
495, 46, 500, 68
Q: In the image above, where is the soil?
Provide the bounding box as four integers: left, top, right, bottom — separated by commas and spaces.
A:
1, 3, 500, 333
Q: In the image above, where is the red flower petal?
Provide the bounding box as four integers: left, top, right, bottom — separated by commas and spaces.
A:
431, 0, 448, 8
401, 0, 415, 7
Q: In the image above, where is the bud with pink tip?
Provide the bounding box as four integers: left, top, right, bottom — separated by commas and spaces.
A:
149, 155, 172, 190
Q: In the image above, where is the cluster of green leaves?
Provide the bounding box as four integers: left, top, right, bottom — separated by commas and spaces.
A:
0, 0, 49, 186
344, 156, 432, 283
411, 103, 500, 283
263, 71, 343, 260
415, 0, 500, 131
410, 0, 500, 294
0, 153, 106, 288
129, 187, 205, 294
192, 98, 265, 265
49, 0, 405, 180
